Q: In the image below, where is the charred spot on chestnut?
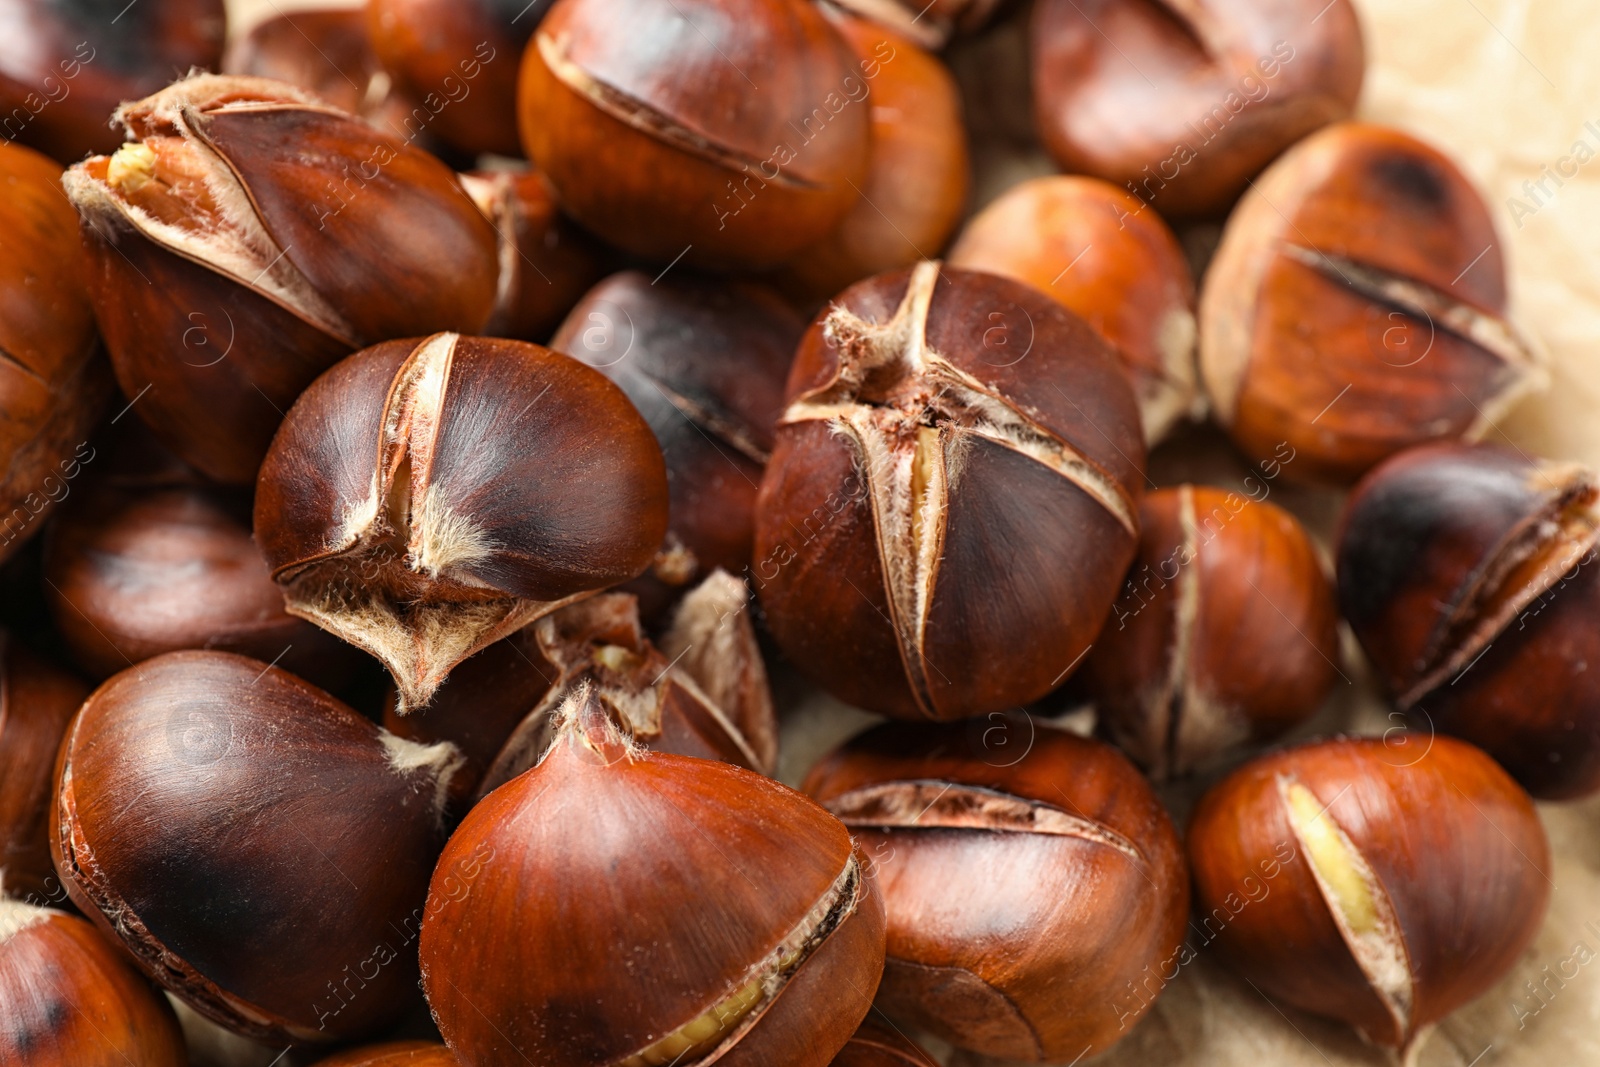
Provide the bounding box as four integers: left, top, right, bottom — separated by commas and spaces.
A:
753, 261, 1145, 719
254, 332, 669, 711
420, 684, 886, 1067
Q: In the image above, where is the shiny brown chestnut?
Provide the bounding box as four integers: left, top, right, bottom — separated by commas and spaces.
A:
419, 685, 887, 1067
0, 894, 189, 1066
0, 636, 87, 902
313, 1042, 457, 1066
551, 271, 800, 615
804, 720, 1189, 1060
828, 1021, 936, 1066
64, 74, 500, 484
518, 0, 871, 269
1188, 734, 1550, 1058
826, 0, 1006, 50
0, 0, 226, 161
754, 261, 1145, 719
1200, 123, 1546, 485
1081, 485, 1340, 779
948, 175, 1198, 444
52, 650, 464, 1044
254, 332, 668, 710
1031, 0, 1364, 219
1337, 442, 1600, 798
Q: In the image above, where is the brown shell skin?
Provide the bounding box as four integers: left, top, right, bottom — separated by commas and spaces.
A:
312, 1041, 457, 1066
419, 700, 885, 1067
824, 0, 1006, 50
0, 141, 111, 567
51, 650, 458, 1044
0, 904, 189, 1066
0, 638, 88, 902
0, 0, 226, 161
1198, 122, 1541, 485
1083, 485, 1339, 779
1031, 0, 1364, 219
551, 271, 800, 618
804, 721, 1189, 1061
829, 1021, 938, 1066
1187, 734, 1550, 1050
518, 0, 872, 269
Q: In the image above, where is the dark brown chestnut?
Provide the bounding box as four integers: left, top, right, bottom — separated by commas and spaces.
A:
1337, 442, 1600, 798
313, 1042, 457, 1066
1081, 485, 1340, 779
1188, 734, 1550, 1058
804, 720, 1189, 1060
419, 684, 886, 1067
52, 650, 464, 1044
254, 332, 668, 710
828, 1021, 937, 1066
0, 636, 87, 903
825, 0, 1006, 50
63, 74, 500, 484
754, 261, 1145, 719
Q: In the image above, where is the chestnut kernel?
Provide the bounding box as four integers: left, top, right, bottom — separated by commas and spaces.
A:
754, 261, 1145, 719
0, 636, 88, 902
312, 1041, 457, 1066
829, 1020, 937, 1066
1082, 485, 1340, 779
1188, 734, 1550, 1056
804, 720, 1189, 1060
419, 686, 887, 1067
255, 332, 669, 711
1199, 122, 1546, 484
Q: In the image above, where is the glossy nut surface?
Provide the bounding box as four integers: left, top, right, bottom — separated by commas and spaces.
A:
0, 636, 88, 902
1199, 122, 1545, 484
825, 0, 1005, 50
1188, 734, 1550, 1054
312, 1041, 458, 1065
754, 261, 1145, 719
804, 721, 1189, 1060
1083, 485, 1340, 778
828, 1021, 937, 1066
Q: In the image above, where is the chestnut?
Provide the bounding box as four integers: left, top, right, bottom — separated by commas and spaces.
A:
517, 0, 872, 269
254, 332, 668, 710
0, 635, 87, 902
52, 650, 464, 1044
0, 894, 188, 1066
948, 175, 1199, 444
0, 141, 111, 567
1187, 734, 1550, 1057
829, 1021, 936, 1066
63, 74, 500, 484
419, 685, 887, 1067
1081, 485, 1340, 779
1336, 442, 1600, 799
1030, 0, 1365, 219
313, 1042, 456, 1066
551, 271, 800, 616
754, 261, 1145, 719
0, 0, 226, 162
825, 0, 1005, 50
1199, 122, 1546, 484
804, 720, 1189, 1060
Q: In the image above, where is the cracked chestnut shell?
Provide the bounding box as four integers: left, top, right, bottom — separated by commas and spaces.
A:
63, 74, 499, 484
313, 1042, 456, 1066
255, 332, 668, 711
829, 1021, 937, 1066
1082, 485, 1340, 779
1031, 0, 1364, 219
1188, 734, 1550, 1058
518, 0, 871, 269
0, 636, 87, 902
1200, 122, 1546, 485
948, 175, 1198, 445
419, 685, 886, 1067
51, 650, 464, 1044
804, 721, 1189, 1061
0, 895, 188, 1066
1337, 442, 1600, 798
754, 261, 1145, 719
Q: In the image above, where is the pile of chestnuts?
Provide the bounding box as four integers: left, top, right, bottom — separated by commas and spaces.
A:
0, 0, 1583, 1065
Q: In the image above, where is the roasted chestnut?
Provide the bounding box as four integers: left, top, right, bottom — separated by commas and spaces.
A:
52, 650, 464, 1044
1337, 442, 1600, 798
313, 1042, 457, 1066
826, 0, 1006, 50
0, 635, 87, 902
517, 0, 872, 269
804, 720, 1189, 1060
829, 1021, 936, 1066
419, 684, 887, 1067
254, 332, 668, 710
551, 271, 800, 616
1081, 485, 1340, 779
754, 261, 1145, 719
1030, 0, 1365, 218
1188, 734, 1550, 1057
1199, 122, 1546, 484
0, 893, 188, 1066
948, 175, 1198, 444
64, 74, 500, 484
